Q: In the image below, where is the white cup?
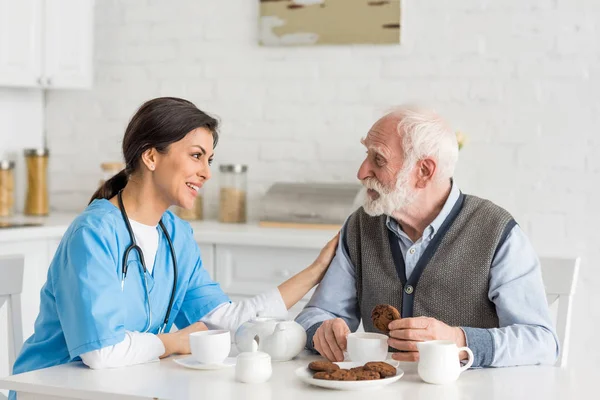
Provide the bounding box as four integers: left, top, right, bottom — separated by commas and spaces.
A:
189, 330, 231, 365
416, 340, 474, 385
346, 332, 388, 363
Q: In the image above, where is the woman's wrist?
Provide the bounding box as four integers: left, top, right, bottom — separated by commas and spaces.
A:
157, 333, 178, 358
308, 261, 327, 284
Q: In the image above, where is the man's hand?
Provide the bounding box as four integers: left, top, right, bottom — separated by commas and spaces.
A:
387, 317, 466, 362
313, 318, 350, 362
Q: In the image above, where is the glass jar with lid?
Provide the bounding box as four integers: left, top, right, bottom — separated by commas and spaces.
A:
218, 164, 248, 223
100, 162, 125, 187
0, 160, 15, 217
175, 187, 204, 221
24, 148, 49, 216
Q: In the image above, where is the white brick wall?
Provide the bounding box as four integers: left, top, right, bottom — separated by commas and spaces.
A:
45, 0, 599, 369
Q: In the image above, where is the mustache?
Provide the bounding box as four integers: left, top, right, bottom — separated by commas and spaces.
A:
361, 178, 390, 194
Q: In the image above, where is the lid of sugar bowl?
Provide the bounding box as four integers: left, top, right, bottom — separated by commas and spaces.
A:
237, 339, 270, 361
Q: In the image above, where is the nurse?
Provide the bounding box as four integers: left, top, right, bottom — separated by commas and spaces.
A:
10, 97, 339, 390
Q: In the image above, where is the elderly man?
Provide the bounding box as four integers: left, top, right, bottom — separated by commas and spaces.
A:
295, 107, 558, 368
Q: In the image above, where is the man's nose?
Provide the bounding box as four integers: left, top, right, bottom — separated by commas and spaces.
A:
357, 158, 372, 181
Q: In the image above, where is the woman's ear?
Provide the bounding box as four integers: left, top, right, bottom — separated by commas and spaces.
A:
141, 148, 157, 171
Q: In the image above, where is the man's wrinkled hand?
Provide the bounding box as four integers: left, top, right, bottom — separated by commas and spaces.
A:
387, 317, 466, 362
313, 318, 350, 362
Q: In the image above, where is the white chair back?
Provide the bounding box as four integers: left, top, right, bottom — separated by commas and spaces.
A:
0, 255, 25, 376
539, 256, 580, 368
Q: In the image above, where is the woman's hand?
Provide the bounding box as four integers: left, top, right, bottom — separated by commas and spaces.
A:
158, 322, 208, 358
277, 231, 340, 310
311, 231, 340, 280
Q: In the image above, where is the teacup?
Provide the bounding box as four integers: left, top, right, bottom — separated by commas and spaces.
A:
346, 332, 388, 363
189, 330, 231, 365
417, 340, 474, 384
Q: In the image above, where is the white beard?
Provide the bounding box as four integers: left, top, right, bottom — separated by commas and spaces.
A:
361, 167, 416, 217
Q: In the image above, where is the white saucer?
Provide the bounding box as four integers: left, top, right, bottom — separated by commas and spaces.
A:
296, 361, 404, 391
174, 356, 236, 370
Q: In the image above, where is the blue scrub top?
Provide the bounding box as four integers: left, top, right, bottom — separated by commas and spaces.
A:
12, 199, 230, 377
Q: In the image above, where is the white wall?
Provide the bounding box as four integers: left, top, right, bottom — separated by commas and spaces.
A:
44, 0, 599, 370
0, 88, 44, 213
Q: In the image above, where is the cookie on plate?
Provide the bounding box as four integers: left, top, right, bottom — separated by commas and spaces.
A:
371, 304, 400, 332
308, 361, 340, 373
355, 370, 381, 380
350, 366, 365, 373
329, 369, 357, 381
313, 371, 334, 380
364, 361, 396, 378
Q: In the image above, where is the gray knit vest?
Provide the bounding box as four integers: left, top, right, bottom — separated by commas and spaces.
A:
347, 193, 516, 333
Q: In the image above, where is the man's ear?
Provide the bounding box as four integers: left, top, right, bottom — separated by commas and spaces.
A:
415, 158, 437, 188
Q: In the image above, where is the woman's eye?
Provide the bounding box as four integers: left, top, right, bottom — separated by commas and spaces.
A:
208, 159, 214, 166
192, 153, 201, 159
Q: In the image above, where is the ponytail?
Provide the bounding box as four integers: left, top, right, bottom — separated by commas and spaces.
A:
89, 169, 128, 204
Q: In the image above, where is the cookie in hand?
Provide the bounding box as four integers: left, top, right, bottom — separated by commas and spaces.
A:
371, 304, 400, 332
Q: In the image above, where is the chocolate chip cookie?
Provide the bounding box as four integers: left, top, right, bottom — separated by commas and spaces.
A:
354, 370, 381, 380
313, 371, 334, 380
308, 361, 340, 373
371, 304, 400, 332
364, 361, 396, 378
329, 369, 357, 381
350, 366, 365, 373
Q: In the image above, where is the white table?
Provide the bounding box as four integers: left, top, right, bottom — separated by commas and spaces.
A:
0, 352, 595, 400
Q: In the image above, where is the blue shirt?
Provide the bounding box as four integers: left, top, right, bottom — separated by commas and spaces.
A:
11, 199, 230, 379
296, 182, 559, 368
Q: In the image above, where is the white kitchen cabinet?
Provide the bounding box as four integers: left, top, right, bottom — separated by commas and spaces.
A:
0, 0, 93, 89
0, 0, 42, 87
43, 0, 94, 89
215, 244, 320, 298
46, 238, 61, 265
197, 242, 215, 279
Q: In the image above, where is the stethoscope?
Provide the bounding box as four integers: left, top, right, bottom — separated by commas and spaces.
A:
118, 190, 178, 334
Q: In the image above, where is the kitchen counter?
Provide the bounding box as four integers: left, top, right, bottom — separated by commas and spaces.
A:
0, 213, 339, 248
0, 213, 77, 242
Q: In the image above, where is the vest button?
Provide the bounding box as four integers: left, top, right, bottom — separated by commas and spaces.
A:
405, 285, 414, 294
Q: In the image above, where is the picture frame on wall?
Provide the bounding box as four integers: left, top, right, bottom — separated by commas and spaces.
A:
259, 0, 401, 46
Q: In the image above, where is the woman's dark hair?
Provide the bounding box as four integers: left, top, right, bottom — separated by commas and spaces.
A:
89, 97, 219, 204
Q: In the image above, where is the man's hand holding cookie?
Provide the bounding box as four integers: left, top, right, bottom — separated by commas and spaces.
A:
387, 317, 467, 362
313, 318, 350, 362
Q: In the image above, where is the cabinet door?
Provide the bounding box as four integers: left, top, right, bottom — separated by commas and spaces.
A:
43, 0, 93, 88
197, 243, 215, 279
215, 244, 318, 299
0, 0, 42, 87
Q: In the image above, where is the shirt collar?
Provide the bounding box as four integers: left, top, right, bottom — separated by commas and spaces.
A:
386, 179, 461, 241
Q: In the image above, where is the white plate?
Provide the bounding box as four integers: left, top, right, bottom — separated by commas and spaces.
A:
174, 356, 236, 370
296, 361, 404, 391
